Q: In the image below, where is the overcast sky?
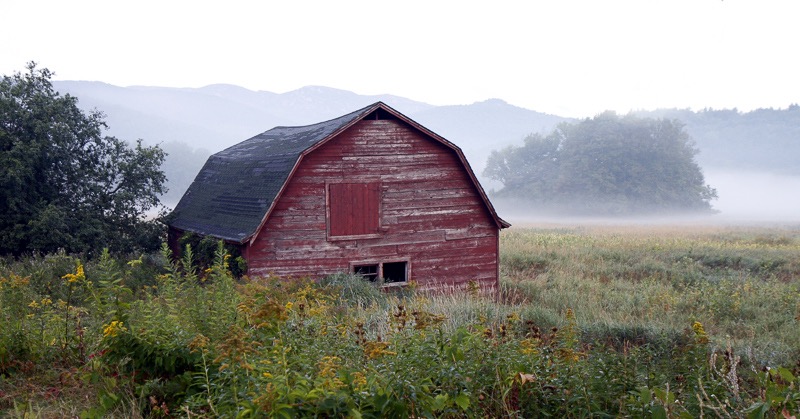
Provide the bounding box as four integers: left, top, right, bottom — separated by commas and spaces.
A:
2, 0, 798, 118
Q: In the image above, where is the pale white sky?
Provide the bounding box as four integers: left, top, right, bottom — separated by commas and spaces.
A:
2, 0, 798, 118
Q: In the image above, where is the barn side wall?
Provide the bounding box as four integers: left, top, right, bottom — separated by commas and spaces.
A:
246, 119, 500, 290
167, 227, 184, 259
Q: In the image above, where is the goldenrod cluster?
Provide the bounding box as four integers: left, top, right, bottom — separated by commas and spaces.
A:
519, 338, 540, 356
102, 320, 127, 338
62, 264, 85, 283
28, 297, 53, 310
692, 321, 709, 344
317, 355, 345, 389
364, 341, 397, 359
0, 273, 30, 289
351, 371, 368, 390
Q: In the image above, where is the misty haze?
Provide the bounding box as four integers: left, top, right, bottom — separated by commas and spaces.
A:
52, 82, 800, 225
705, 170, 800, 223
491, 171, 800, 226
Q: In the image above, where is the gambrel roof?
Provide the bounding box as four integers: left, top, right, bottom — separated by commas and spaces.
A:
168, 102, 509, 243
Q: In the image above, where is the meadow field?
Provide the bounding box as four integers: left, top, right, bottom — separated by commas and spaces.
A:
501, 223, 800, 366
1, 224, 799, 417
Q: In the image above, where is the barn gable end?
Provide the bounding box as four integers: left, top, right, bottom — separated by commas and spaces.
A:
168, 102, 509, 289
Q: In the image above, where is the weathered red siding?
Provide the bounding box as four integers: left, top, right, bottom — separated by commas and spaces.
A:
246, 118, 500, 290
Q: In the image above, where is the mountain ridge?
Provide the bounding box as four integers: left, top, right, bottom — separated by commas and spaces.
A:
51, 81, 799, 212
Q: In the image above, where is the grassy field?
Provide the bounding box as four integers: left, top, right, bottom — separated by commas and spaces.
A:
1, 225, 799, 417
500, 224, 800, 366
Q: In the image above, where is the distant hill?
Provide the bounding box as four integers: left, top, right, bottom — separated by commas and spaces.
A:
53, 81, 567, 204
52, 82, 434, 151
53, 81, 564, 159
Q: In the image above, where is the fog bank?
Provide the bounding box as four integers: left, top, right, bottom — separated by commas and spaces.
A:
491, 170, 800, 226
703, 170, 800, 223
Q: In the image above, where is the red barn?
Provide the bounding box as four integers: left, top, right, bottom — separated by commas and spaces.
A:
168, 102, 510, 290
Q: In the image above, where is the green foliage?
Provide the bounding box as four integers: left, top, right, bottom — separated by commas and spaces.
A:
1, 228, 799, 417
177, 233, 247, 279
485, 112, 717, 215
746, 368, 800, 418
0, 63, 167, 256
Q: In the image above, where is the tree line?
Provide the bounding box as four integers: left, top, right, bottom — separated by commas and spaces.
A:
484, 112, 717, 216
635, 106, 800, 175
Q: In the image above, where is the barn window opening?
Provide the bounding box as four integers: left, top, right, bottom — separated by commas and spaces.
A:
382, 261, 407, 283
352, 261, 408, 284
364, 108, 398, 121
353, 264, 379, 282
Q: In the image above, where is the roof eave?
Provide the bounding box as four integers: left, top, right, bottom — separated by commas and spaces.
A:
170, 224, 251, 245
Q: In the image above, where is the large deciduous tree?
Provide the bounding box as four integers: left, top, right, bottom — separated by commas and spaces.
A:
0, 63, 167, 255
484, 112, 717, 215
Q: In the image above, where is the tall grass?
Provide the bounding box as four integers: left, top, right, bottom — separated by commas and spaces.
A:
500, 225, 800, 364
1, 227, 799, 417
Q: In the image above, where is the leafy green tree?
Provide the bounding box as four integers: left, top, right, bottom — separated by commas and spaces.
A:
0, 63, 167, 255
485, 112, 717, 215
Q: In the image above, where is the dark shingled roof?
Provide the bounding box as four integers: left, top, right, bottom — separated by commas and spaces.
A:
169, 104, 374, 242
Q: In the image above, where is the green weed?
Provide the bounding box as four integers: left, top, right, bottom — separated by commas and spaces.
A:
1, 227, 799, 417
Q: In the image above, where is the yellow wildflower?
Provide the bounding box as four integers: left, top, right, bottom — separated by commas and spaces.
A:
2, 273, 30, 288
556, 347, 585, 363
412, 309, 446, 330
520, 338, 540, 356
102, 320, 127, 338
28, 300, 40, 309
337, 323, 348, 337
318, 356, 341, 378
364, 341, 397, 359
62, 264, 85, 283
351, 371, 368, 390
317, 356, 345, 389
692, 321, 709, 344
